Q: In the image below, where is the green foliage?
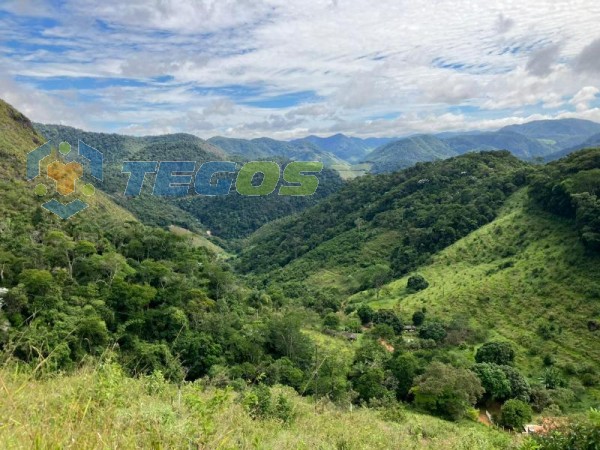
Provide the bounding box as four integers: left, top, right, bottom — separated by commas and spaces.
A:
323, 312, 341, 330
529, 149, 600, 252
407, 274, 429, 292
499, 399, 532, 430
357, 304, 374, 325
472, 363, 512, 401
372, 309, 403, 334
242, 384, 295, 424
387, 353, 420, 400
418, 322, 447, 343
412, 310, 426, 326
543, 368, 567, 389
475, 342, 516, 366
411, 362, 484, 421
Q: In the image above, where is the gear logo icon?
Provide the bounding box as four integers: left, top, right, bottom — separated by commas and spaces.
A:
26, 140, 103, 219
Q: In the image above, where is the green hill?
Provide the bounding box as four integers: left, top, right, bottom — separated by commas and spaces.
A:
239, 150, 529, 282
501, 118, 600, 151
444, 131, 554, 159
363, 135, 458, 173
34, 123, 345, 239
208, 135, 348, 167
3, 100, 599, 448
292, 133, 393, 163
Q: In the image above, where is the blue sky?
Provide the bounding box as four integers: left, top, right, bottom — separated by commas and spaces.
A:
1, 0, 600, 139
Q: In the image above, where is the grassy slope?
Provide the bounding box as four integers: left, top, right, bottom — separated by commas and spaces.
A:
352, 189, 600, 403
0, 99, 136, 224
0, 365, 518, 450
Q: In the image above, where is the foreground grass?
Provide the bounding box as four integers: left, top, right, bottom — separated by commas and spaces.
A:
0, 363, 518, 450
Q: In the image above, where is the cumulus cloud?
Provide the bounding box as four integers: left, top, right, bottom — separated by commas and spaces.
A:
574, 37, 600, 73
526, 43, 562, 77
570, 86, 600, 112
1, 0, 600, 138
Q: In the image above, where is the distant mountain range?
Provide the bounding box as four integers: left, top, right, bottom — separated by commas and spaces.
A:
364, 118, 600, 173
207, 136, 347, 167
36, 118, 600, 178
291, 133, 393, 163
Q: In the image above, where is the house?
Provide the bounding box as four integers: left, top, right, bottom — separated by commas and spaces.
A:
403, 325, 417, 332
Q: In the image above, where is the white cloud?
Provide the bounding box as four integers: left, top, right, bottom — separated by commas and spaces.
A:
570, 86, 600, 112
2, 0, 600, 138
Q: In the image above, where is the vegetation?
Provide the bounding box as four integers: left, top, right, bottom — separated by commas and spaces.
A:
2, 100, 600, 447
499, 399, 532, 430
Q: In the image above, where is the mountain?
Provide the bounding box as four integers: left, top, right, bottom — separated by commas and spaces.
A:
444, 130, 555, 159
239, 146, 600, 413
361, 119, 600, 175
34, 124, 344, 239
239, 150, 528, 279
362, 135, 458, 173
207, 136, 347, 167
501, 118, 600, 151
546, 131, 600, 161
4, 100, 600, 448
291, 133, 394, 163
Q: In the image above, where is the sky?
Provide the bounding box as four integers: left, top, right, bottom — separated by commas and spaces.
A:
1, 0, 600, 139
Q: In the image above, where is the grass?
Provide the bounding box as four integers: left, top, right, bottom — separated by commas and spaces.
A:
0, 362, 520, 449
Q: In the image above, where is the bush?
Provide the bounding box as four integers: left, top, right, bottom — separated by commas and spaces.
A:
411, 362, 484, 421
412, 310, 425, 326
323, 313, 340, 330
407, 274, 429, 292
499, 399, 532, 430
543, 367, 567, 389
357, 304, 374, 325
475, 341, 515, 366
418, 322, 446, 343
372, 309, 403, 334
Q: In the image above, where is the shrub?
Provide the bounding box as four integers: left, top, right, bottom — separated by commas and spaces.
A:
372, 309, 403, 334
499, 399, 532, 430
357, 304, 374, 325
412, 310, 425, 326
475, 341, 515, 366
407, 274, 429, 292
411, 362, 484, 421
418, 322, 446, 343
323, 313, 340, 330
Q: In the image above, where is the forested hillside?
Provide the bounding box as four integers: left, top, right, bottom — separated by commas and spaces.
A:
2, 100, 599, 449
35, 124, 345, 239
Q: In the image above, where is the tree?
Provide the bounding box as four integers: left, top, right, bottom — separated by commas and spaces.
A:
472, 363, 511, 401
418, 321, 446, 343
412, 310, 425, 326
411, 362, 483, 421
372, 309, 403, 334
499, 399, 532, 430
323, 312, 340, 330
19, 269, 54, 296
475, 341, 515, 366
543, 367, 567, 389
357, 304, 374, 325
353, 367, 390, 402
388, 353, 420, 400
407, 274, 429, 292
500, 365, 531, 402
